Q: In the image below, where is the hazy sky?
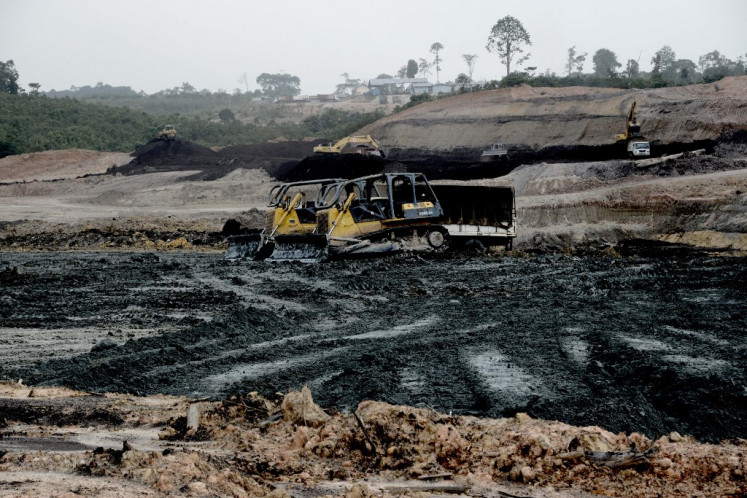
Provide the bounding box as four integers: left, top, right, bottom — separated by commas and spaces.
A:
2, 0, 745, 95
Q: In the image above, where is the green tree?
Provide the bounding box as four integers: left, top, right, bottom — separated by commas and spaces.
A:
463, 54, 478, 80
430, 42, 444, 82
406, 59, 418, 78
0, 60, 20, 94
651, 45, 676, 83
698, 50, 735, 81
335, 73, 361, 97
592, 48, 621, 77
486, 15, 532, 77
500, 72, 530, 87
28, 82, 42, 96
565, 46, 587, 75
218, 108, 235, 123
418, 58, 432, 78
455, 73, 471, 84
256, 73, 301, 98
625, 59, 640, 79
672, 59, 698, 84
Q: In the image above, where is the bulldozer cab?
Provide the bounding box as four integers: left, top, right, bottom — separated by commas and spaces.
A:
267, 178, 345, 224
315, 173, 441, 222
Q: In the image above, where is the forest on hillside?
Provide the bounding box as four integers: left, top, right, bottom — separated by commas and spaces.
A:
0, 92, 387, 158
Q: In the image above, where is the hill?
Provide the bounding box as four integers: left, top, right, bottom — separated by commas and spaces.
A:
362, 77, 747, 163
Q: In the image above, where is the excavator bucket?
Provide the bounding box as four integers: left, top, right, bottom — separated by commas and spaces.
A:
266, 234, 328, 262
224, 232, 268, 261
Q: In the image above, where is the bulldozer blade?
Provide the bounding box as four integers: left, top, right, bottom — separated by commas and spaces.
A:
224, 233, 266, 261
267, 234, 329, 262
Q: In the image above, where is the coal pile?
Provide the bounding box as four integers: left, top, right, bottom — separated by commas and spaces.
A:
128, 139, 221, 167
276, 153, 398, 181
117, 138, 337, 181
277, 153, 516, 182
115, 139, 226, 180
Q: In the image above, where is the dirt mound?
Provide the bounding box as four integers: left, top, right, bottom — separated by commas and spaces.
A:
124, 139, 221, 168
0, 149, 132, 183
3, 383, 746, 497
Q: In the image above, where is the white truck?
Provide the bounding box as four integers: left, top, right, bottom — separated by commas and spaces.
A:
628, 140, 651, 157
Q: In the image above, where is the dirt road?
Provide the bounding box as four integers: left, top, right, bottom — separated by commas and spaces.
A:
2, 250, 744, 444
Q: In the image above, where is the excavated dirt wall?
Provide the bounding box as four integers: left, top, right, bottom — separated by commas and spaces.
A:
362, 77, 747, 162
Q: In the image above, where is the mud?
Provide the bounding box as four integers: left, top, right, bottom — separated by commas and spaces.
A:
1, 250, 745, 444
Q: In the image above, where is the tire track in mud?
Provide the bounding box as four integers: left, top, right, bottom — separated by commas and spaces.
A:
1, 251, 745, 443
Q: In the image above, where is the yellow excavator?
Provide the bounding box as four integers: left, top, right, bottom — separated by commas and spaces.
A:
312, 135, 384, 157
615, 101, 650, 157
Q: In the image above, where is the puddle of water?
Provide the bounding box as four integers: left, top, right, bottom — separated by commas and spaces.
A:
468, 350, 536, 400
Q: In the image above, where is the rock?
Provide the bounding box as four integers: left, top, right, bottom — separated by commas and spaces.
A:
520, 465, 535, 482
280, 386, 330, 427
434, 424, 468, 468
186, 481, 207, 494
346, 483, 374, 498
91, 337, 117, 352
291, 426, 310, 449
657, 457, 674, 469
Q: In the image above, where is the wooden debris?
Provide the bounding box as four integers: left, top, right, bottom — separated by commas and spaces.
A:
585, 449, 653, 468
417, 472, 453, 480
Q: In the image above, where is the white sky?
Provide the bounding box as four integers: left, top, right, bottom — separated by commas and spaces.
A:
2, 0, 745, 95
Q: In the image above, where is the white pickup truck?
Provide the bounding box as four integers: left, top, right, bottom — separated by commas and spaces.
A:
628, 140, 651, 157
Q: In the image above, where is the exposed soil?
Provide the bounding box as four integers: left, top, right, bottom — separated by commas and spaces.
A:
0, 383, 747, 498
1, 78, 747, 496
2, 383, 746, 498
361, 77, 747, 154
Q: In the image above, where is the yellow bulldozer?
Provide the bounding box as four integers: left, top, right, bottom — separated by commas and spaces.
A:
312, 135, 384, 157
157, 125, 177, 141
224, 178, 343, 260
233, 173, 516, 262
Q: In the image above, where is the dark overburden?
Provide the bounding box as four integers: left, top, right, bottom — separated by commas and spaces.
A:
1, 251, 745, 443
